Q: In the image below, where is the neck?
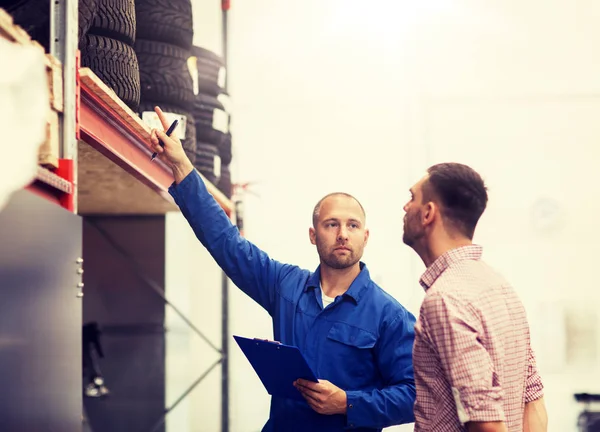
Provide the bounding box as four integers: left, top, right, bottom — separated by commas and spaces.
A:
319, 262, 361, 297
415, 236, 473, 268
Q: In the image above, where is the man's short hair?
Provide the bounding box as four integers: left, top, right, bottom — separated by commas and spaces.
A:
423, 163, 488, 239
312, 193, 366, 227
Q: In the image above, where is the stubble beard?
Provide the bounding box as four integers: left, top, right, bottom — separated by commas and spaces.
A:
402, 211, 423, 248
316, 239, 361, 270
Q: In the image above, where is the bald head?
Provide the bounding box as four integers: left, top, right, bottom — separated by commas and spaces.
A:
312, 192, 366, 228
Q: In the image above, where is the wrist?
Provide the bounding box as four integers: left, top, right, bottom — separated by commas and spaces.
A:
172, 160, 194, 184
339, 390, 348, 415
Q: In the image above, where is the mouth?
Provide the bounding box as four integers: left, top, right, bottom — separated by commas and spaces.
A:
334, 247, 351, 252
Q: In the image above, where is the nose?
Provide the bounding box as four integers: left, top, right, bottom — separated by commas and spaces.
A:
337, 225, 349, 241
403, 202, 409, 213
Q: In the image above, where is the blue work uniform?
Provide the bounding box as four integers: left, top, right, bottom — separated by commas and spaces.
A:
169, 170, 416, 431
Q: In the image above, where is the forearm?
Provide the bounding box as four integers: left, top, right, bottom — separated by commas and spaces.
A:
169, 169, 282, 312
523, 397, 548, 432
466, 422, 507, 432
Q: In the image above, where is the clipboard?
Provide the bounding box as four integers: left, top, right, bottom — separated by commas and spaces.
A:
233, 335, 318, 401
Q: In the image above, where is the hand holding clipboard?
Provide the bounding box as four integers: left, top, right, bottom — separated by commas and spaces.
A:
233, 335, 318, 401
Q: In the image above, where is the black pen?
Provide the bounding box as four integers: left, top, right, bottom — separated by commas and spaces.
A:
151, 119, 179, 161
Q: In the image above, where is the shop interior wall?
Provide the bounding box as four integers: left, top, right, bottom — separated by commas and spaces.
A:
170, 1, 600, 431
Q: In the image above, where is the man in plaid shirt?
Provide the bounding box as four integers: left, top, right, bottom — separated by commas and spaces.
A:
402, 163, 548, 432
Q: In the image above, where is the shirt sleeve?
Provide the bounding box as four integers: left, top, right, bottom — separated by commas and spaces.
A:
420, 292, 505, 424
169, 169, 296, 315
344, 308, 417, 429
524, 345, 544, 403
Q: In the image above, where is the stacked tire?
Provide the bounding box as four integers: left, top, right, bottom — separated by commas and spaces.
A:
192, 46, 233, 197
80, 0, 141, 111
134, 0, 196, 164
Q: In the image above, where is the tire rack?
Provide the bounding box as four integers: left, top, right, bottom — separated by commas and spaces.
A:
77, 67, 233, 214
31, 0, 236, 430
27, 0, 235, 216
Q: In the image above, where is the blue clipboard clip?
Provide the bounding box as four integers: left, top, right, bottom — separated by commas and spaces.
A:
233, 335, 318, 401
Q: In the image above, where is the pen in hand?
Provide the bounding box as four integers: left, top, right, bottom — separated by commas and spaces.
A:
151, 118, 179, 161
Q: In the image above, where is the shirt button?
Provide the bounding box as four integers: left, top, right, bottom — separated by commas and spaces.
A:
348, 404, 353, 409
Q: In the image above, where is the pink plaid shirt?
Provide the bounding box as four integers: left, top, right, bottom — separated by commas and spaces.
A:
413, 245, 544, 431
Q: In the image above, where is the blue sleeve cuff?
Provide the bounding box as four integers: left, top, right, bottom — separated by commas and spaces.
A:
343, 384, 416, 428
168, 169, 208, 203
344, 391, 361, 429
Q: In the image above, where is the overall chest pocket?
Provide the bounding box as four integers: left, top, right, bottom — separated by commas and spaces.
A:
324, 323, 377, 381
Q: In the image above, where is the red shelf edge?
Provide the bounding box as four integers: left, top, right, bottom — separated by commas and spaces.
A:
56, 159, 74, 212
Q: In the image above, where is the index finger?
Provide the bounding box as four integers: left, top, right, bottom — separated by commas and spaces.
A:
154, 106, 171, 130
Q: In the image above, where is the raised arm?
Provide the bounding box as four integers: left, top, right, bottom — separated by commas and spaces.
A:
149, 107, 298, 314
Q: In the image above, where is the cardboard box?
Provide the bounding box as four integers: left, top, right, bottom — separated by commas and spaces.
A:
39, 109, 59, 169
46, 54, 63, 112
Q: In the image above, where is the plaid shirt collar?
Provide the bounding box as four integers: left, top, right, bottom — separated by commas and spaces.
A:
419, 244, 483, 291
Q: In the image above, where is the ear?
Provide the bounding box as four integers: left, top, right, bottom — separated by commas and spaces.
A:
309, 227, 317, 245
422, 202, 438, 227
364, 228, 370, 246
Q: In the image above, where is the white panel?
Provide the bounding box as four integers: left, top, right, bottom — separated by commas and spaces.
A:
165, 212, 223, 432
191, 0, 222, 54
165, 212, 193, 432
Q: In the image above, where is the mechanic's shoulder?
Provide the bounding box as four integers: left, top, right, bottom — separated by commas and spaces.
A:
275, 262, 314, 299
369, 280, 415, 323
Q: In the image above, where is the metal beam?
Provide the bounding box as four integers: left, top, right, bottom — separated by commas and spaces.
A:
221, 1, 231, 431
50, 0, 79, 211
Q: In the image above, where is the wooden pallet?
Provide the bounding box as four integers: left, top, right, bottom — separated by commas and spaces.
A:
0, 8, 46, 62
79, 68, 152, 139
0, 8, 31, 44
